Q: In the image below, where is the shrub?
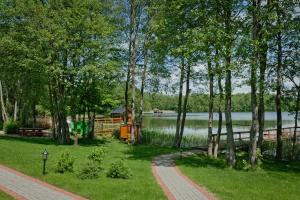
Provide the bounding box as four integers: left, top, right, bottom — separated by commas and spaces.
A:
107, 160, 132, 179
113, 129, 120, 139
78, 161, 102, 179
88, 147, 106, 164
55, 152, 74, 173
3, 120, 19, 134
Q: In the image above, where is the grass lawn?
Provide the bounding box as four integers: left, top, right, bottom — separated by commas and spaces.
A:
0, 136, 175, 200
176, 153, 300, 200
0, 191, 14, 200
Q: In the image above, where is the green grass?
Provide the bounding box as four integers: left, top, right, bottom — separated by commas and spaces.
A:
142, 130, 207, 147
176, 153, 300, 200
0, 191, 14, 200
0, 136, 175, 200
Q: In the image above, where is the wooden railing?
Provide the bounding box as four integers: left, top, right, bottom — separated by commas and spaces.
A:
212, 126, 300, 143
94, 117, 123, 136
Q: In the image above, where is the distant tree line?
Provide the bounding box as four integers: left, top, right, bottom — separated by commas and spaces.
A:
143, 93, 295, 112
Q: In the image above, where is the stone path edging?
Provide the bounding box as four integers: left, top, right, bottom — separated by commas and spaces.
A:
152, 150, 217, 200
0, 165, 87, 200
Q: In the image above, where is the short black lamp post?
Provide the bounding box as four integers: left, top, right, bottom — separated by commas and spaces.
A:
42, 149, 48, 175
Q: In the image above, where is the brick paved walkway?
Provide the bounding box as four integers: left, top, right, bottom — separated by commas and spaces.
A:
0, 165, 87, 200
152, 151, 217, 200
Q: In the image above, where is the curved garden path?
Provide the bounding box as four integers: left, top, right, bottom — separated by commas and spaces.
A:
0, 165, 87, 200
152, 150, 217, 200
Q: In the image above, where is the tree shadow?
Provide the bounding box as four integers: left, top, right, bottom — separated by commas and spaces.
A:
0, 135, 110, 147
126, 144, 176, 161
176, 154, 227, 169
77, 137, 110, 147
0, 135, 56, 145
261, 159, 300, 174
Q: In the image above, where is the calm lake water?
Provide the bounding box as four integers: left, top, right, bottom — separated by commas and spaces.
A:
143, 112, 298, 136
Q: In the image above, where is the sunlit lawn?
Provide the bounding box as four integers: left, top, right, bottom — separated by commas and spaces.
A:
176, 153, 300, 200
0, 136, 175, 200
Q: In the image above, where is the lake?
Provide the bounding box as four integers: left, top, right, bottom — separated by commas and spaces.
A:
143, 112, 298, 136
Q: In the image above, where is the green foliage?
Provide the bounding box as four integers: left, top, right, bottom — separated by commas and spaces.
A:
256, 148, 263, 167
88, 147, 106, 164
55, 152, 75, 173
144, 93, 293, 112
107, 160, 132, 179
3, 120, 19, 134
78, 161, 102, 180
78, 147, 106, 179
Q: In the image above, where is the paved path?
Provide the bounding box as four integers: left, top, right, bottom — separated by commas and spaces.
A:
152, 151, 217, 200
0, 165, 87, 200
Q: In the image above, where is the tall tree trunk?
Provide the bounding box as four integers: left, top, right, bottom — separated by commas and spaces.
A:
13, 100, 18, 122
129, 0, 138, 144
208, 57, 214, 156
0, 81, 9, 121
214, 69, 223, 158
174, 58, 185, 148
257, 48, 267, 149
124, 62, 130, 124
48, 81, 56, 139
249, 0, 260, 168
292, 87, 300, 160
32, 103, 36, 128
138, 44, 148, 144
177, 64, 191, 148
276, 30, 283, 160
225, 56, 235, 168
224, 1, 235, 168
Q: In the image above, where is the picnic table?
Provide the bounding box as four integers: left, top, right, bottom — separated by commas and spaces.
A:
19, 128, 45, 137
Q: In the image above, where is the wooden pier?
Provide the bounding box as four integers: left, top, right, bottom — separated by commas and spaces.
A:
212, 126, 300, 145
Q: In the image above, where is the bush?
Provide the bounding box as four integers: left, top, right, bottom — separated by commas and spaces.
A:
88, 147, 106, 164
107, 160, 132, 179
55, 152, 75, 173
78, 161, 102, 179
113, 129, 120, 139
3, 120, 19, 134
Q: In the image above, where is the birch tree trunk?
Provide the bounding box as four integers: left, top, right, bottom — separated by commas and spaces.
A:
207, 57, 214, 156
0, 80, 9, 121
224, 1, 236, 168
214, 69, 223, 158
177, 64, 191, 148
257, 49, 267, 149
225, 57, 235, 168
276, 30, 283, 160
138, 43, 148, 144
129, 0, 138, 144
249, 0, 260, 167
292, 87, 300, 160
174, 58, 185, 148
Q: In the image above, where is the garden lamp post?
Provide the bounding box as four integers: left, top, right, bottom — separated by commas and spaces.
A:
42, 149, 48, 175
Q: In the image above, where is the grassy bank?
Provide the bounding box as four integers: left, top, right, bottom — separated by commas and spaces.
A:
0, 136, 175, 200
142, 130, 207, 147
176, 153, 300, 200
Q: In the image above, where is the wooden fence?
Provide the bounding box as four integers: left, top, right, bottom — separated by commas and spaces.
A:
94, 117, 122, 136
212, 126, 300, 145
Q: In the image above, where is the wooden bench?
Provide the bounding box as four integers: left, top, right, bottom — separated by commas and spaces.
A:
19, 128, 45, 137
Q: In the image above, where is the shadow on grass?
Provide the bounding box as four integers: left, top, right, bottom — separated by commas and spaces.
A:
176, 154, 227, 169
126, 144, 176, 161
175, 151, 300, 175
261, 159, 300, 174
0, 135, 110, 147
